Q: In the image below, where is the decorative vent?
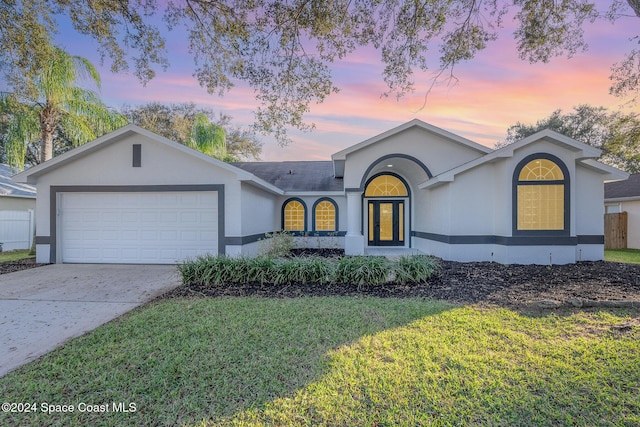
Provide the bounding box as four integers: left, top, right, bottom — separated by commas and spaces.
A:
133, 144, 141, 167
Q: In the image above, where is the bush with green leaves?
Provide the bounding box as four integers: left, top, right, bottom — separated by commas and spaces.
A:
393, 255, 441, 284
332, 256, 392, 287
271, 256, 333, 285
177, 255, 251, 286
179, 254, 440, 287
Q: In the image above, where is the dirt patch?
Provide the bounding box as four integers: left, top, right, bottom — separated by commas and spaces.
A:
167, 259, 640, 311
0, 258, 44, 275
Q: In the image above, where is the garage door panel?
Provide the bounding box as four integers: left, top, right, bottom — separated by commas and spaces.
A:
60, 191, 219, 264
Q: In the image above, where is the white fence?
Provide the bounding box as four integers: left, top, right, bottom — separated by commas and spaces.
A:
0, 210, 35, 251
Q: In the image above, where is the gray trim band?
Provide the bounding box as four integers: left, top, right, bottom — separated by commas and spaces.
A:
50, 185, 225, 263
225, 233, 268, 245
35, 236, 51, 244
576, 235, 605, 244
412, 231, 604, 246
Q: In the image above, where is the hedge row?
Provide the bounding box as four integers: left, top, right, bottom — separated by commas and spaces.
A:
178, 255, 440, 287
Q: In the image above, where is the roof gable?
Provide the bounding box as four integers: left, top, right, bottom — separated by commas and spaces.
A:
12, 125, 283, 194
13, 124, 250, 182
332, 119, 492, 160
420, 129, 627, 189
331, 119, 492, 178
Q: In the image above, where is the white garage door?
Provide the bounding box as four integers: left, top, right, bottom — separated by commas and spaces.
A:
60, 192, 218, 264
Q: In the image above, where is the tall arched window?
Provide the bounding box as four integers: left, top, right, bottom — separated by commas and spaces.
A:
313, 198, 337, 232
282, 199, 306, 231
514, 154, 569, 234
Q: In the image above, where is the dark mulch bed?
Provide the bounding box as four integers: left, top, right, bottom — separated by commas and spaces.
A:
0, 258, 44, 275
166, 256, 640, 310
4, 252, 639, 311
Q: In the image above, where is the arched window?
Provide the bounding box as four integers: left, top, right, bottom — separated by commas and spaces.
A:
282, 199, 306, 231
364, 174, 409, 197
313, 198, 337, 232
514, 154, 569, 234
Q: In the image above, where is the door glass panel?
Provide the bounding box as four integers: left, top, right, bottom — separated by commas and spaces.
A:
399, 202, 404, 242
379, 203, 393, 241
368, 203, 374, 241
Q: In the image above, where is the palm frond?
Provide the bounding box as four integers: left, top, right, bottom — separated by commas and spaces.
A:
4, 109, 40, 170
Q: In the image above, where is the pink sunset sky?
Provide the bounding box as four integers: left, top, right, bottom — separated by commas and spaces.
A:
53, 8, 639, 162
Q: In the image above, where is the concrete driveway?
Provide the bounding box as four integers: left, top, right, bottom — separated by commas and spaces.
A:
0, 264, 181, 377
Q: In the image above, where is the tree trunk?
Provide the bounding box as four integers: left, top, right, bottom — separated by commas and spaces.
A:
39, 107, 56, 163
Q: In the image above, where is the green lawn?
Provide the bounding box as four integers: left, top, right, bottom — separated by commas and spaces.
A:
0, 298, 638, 427
0, 249, 34, 262
605, 248, 640, 264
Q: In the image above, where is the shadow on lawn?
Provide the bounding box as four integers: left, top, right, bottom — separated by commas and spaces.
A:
0, 297, 454, 427
199, 305, 640, 427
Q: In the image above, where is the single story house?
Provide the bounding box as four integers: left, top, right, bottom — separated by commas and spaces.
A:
14, 119, 627, 265
605, 173, 640, 249
1, 163, 36, 251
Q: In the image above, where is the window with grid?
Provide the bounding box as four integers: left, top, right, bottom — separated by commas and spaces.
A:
314, 200, 336, 231
364, 174, 408, 197
283, 200, 305, 231
516, 157, 566, 231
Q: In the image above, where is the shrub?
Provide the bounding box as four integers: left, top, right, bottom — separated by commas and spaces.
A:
178, 255, 251, 285
296, 256, 334, 285
259, 231, 295, 257
179, 254, 440, 288
269, 256, 333, 285
393, 255, 440, 284
246, 256, 277, 284
333, 256, 391, 287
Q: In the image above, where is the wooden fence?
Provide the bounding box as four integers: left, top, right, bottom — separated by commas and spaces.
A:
604, 212, 627, 249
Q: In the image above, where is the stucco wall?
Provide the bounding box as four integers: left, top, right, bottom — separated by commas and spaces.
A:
240, 182, 278, 236
448, 164, 499, 236
575, 166, 605, 236
0, 197, 36, 211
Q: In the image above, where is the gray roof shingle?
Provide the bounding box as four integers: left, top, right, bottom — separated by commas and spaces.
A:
232, 161, 343, 192
605, 173, 640, 199
0, 164, 36, 198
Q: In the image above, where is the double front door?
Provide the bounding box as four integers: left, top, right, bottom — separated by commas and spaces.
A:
368, 200, 404, 246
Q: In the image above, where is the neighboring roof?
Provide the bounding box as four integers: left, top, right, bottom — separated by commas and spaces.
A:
0, 164, 36, 199
605, 173, 640, 200
233, 161, 343, 192
419, 129, 628, 189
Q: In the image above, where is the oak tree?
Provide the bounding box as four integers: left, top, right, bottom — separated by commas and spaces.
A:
2, 1, 638, 143
498, 105, 640, 173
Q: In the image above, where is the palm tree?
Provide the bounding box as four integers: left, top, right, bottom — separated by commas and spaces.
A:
1, 46, 126, 170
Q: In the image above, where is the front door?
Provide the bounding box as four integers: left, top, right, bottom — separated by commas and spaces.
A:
368, 200, 404, 246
